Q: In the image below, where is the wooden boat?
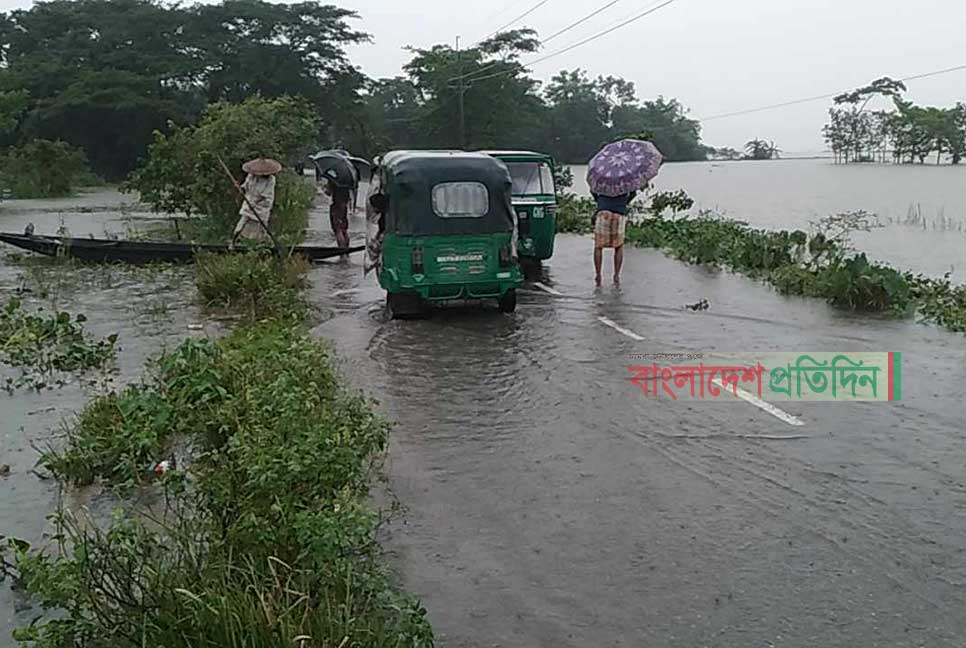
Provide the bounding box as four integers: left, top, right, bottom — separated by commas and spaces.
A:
0, 233, 364, 264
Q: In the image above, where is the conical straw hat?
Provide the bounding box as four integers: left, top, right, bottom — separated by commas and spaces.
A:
242, 158, 282, 176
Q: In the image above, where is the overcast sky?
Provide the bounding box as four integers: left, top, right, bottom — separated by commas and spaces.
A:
3, 0, 964, 153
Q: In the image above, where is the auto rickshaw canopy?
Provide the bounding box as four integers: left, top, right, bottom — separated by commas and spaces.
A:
377, 151, 515, 236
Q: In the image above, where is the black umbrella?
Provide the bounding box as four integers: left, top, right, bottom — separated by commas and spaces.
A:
314, 156, 357, 188
311, 150, 372, 184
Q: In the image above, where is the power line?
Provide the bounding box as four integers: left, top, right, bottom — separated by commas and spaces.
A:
467, 0, 677, 84
450, 0, 627, 85
541, 0, 623, 45
479, 0, 553, 44
699, 63, 966, 122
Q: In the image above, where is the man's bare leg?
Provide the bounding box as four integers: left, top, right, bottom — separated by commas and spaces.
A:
594, 247, 603, 286
614, 245, 624, 284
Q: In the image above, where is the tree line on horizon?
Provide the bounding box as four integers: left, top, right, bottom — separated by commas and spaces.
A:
823, 77, 966, 165
0, 0, 709, 187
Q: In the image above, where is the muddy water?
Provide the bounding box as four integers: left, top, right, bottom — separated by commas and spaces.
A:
572, 159, 966, 282
4, 185, 966, 647
308, 203, 966, 646
0, 189, 207, 645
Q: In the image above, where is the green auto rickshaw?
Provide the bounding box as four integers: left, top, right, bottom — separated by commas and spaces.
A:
366, 151, 524, 317
482, 151, 557, 264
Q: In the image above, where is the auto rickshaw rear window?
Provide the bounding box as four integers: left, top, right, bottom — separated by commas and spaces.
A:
432, 182, 488, 218
506, 162, 554, 195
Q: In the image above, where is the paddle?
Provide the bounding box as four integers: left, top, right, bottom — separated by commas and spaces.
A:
216, 155, 285, 258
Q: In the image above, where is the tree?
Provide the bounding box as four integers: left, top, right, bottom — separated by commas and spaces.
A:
611, 96, 705, 161
398, 29, 544, 151
127, 95, 318, 234
744, 139, 779, 160
709, 146, 741, 160
0, 0, 367, 179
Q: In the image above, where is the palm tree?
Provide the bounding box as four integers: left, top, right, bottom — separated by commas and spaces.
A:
744, 138, 777, 160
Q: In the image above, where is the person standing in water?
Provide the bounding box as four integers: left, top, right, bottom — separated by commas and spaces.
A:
232, 157, 281, 245
327, 179, 352, 251
592, 189, 636, 286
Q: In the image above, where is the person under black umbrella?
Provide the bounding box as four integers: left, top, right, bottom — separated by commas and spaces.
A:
319, 161, 356, 256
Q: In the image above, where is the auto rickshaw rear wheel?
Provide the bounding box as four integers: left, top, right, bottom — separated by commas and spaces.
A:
497, 289, 517, 313
387, 292, 423, 319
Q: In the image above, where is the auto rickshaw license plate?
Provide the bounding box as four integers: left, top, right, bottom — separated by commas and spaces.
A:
437, 254, 484, 262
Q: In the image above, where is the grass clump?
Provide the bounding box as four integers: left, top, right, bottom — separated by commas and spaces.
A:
16, 323, 434, 647
0, 297, 117, 391
195, 251, 309, 321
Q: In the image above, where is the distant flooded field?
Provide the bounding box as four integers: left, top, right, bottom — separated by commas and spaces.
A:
571, 158, 966, 282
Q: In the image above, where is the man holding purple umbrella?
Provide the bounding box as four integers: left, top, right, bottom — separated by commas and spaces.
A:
586, 139, 663, 286
592, 189, 637, 286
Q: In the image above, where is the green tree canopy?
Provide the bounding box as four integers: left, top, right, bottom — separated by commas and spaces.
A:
0, 0, 366, 179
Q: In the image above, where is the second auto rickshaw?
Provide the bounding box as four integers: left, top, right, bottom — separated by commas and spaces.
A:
365, 151, 523, 317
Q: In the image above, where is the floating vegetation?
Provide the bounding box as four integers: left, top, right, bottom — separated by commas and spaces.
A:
0, 297, 117, 391
625, 210, 966, 331
555, 189, 695, 234
12, 323, 433, 647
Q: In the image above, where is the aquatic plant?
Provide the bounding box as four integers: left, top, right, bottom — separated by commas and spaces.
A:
15, 323, 433, 647
194, 251, 309, 321
625, 211, 966, 329
0, 297, 117, 391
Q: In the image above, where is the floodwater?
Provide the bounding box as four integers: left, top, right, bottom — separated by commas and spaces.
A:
0, 189, 207, 645
572, 158, 966, 282
2, 185, 966, 647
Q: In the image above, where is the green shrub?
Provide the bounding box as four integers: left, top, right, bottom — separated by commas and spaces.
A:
555, 194, 595, 233
125, 96, 318, 241
19, 323, 434, 647
626, 212, 965, 327
815, 254, 913, 313
0, 139, 95, 198
770, 264, 820, 296
195, 251, 309, 320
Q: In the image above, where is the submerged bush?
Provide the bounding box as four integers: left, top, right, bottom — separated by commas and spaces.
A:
0, 139, 96, 198
20, 324, 434, 646
195, 251, 309, 320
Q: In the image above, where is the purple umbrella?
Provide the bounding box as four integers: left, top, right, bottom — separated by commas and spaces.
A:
586, 139, 663, 197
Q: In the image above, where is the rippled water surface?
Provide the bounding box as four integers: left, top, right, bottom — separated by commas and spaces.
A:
3, 185, 966, 647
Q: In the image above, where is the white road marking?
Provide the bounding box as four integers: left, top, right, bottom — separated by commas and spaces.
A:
597, 316, 646, 341
596, 316, 805, 427
331, 288, 361, 297
711, 378, 805, 427
533, 282, 564, 297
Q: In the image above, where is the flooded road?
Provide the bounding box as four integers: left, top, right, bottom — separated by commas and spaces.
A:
309, 206, 966, 646
2, 187, 965, 647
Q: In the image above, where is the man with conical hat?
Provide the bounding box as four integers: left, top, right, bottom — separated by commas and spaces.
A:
232, 157, 281, 244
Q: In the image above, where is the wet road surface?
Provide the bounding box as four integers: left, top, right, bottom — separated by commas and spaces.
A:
308, 202, 966, 647
2, 188, 965, 647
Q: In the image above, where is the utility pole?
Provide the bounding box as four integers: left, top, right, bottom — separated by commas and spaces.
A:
456, 35, 466, 149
